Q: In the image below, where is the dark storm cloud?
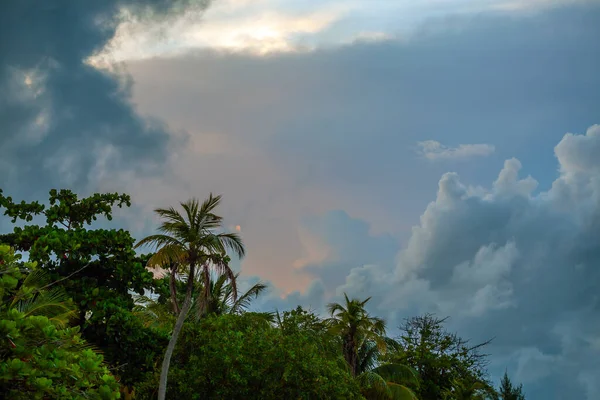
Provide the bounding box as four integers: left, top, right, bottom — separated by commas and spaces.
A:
0, 0, 210, 199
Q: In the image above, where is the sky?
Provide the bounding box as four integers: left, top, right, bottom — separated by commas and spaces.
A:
1, 0, 600, 398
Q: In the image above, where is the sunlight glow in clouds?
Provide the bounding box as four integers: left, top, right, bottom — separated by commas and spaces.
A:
88, 0, 588, 65
89, 2, 350, 65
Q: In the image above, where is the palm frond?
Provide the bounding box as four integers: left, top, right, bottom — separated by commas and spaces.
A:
154, 206, 187, 226
147, 243, 188, 268
372, 364, 420, 387
326, 302, 345, 316
358, 371, 391, 400
198, 193, 222, 218
230, 281, 268, 314
134, 234, 185, 251
216, 232, 245, 258
358, 341, 381, 374
210, 259, 237, 301
16, 287, 76, 328
387, 383, 419, 400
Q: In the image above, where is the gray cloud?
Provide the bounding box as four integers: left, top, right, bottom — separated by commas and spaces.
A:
294, 210, 398, 293
417, 140, 495, 161
0, 0, 211, 200
324, 124, 600, 399
124, 2, 600, 239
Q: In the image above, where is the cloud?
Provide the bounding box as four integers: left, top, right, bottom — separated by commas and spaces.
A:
417, 140, 496, 160
89, 0, 596, 61
4, 3, 600, 399
105, 2, 600, 298
90, 3, 347, 63
293, 210, 398, 294
0, 0, 216, 202
324, 123, 600, 399
119, 3, 600, 244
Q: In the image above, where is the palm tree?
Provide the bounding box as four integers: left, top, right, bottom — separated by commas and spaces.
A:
133, 271, 270, 326
195, 271, 268, 318
326, 293, 387, 377
326, 294, 418, 399
135, 194, 245, 400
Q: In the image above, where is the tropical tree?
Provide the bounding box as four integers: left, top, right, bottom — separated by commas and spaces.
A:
389, 314, 494, 400
133, 271, 270, 328
0, 189, 163, 389
326, 294, 418, 399
327, 293, 387, 377
135, 313, 363, 400
194, 272, 268, 318
0, 245, 120, 399
135, 194, 245, 400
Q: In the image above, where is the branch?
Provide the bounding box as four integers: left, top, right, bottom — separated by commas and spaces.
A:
1, 262, 92, 307
35, 262, 91, 293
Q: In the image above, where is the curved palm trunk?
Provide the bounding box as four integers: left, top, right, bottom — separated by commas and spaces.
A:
158, 263, 196, 400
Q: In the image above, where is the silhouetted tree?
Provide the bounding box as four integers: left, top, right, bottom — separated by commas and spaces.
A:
498, 371, 525, 400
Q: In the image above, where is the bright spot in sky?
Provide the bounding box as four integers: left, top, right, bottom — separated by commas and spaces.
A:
88, 0, 585, 65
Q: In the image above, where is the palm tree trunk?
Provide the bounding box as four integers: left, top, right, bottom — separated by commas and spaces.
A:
158, 263, 196, 400
169, 267, 180, 315
344, 334, 358, 377
199, 263, 211, 316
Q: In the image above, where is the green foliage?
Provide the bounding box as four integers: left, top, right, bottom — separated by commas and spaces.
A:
0, 190, 516, 399
327, 294, 387, 377
135, 194, 246, 312
135, 195, 247, 400
358, 364, 420, 400
0, 189, 161, 388
498, 371, 525, 400
0, 245, 120, 399
153, 271, 270, 320
389, 314, 495, 400
137, 313, 364, 400
86, 305, 169, 387
442, 378, 497, 400
325, 295, 417, 400
195, 272, 268, 318
277, 305, 329, 336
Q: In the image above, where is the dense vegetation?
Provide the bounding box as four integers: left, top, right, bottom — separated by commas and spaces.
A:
0, 189, 527, 399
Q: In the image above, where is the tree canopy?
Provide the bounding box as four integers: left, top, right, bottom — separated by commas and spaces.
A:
0, 189, 526, 400
138, 312, 363, 400
0, 245, 120, 399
